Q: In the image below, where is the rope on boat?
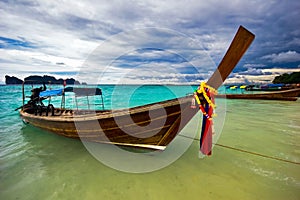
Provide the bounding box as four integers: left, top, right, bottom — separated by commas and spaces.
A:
178, 134, 300, 165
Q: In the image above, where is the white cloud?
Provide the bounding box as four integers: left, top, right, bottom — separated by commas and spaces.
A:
262, 51, 300, 63
225, 67, 300, 84
262, 68, 300, 74
243, 63, 266, 68
238, 68, 265, 76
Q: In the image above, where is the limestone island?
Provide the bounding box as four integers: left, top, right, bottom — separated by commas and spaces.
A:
5, 75, 80, 85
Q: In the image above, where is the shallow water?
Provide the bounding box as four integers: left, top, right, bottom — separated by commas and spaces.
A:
0, 85, 299, 199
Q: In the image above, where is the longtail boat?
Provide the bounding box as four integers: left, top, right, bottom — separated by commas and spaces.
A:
19, 26, 255, 150
216, 88, 300, 101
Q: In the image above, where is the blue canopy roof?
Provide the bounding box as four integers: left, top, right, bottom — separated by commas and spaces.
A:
40, 89, 63, 97
39, 87, 102, 98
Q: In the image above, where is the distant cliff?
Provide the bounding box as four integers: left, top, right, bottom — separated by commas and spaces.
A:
5, 75, 80, 85
5, 75, 23, 84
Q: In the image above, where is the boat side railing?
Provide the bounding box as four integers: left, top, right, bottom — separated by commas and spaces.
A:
73, 88, 105, 110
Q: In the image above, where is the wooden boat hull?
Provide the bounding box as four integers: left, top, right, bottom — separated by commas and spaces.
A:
216, 88, 300, 101
20, 96, 198, 150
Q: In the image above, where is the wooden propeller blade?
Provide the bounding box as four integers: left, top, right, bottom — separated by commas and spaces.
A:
207, 26, 255, 89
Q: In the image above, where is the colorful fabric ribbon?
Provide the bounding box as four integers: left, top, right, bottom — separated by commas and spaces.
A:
192, 82, 217, 156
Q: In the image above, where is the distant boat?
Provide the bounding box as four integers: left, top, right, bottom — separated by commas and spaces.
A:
18, 26, 255, 150
245, 84, 292, 91
216, 88, 300, 101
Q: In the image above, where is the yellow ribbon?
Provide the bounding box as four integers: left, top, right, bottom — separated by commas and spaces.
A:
195, 82, 217, 109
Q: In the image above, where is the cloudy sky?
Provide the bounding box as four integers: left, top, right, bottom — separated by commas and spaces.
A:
1, 0, 299, 84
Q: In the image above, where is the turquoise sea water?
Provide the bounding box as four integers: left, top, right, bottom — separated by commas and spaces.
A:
0, 85, 299, 199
